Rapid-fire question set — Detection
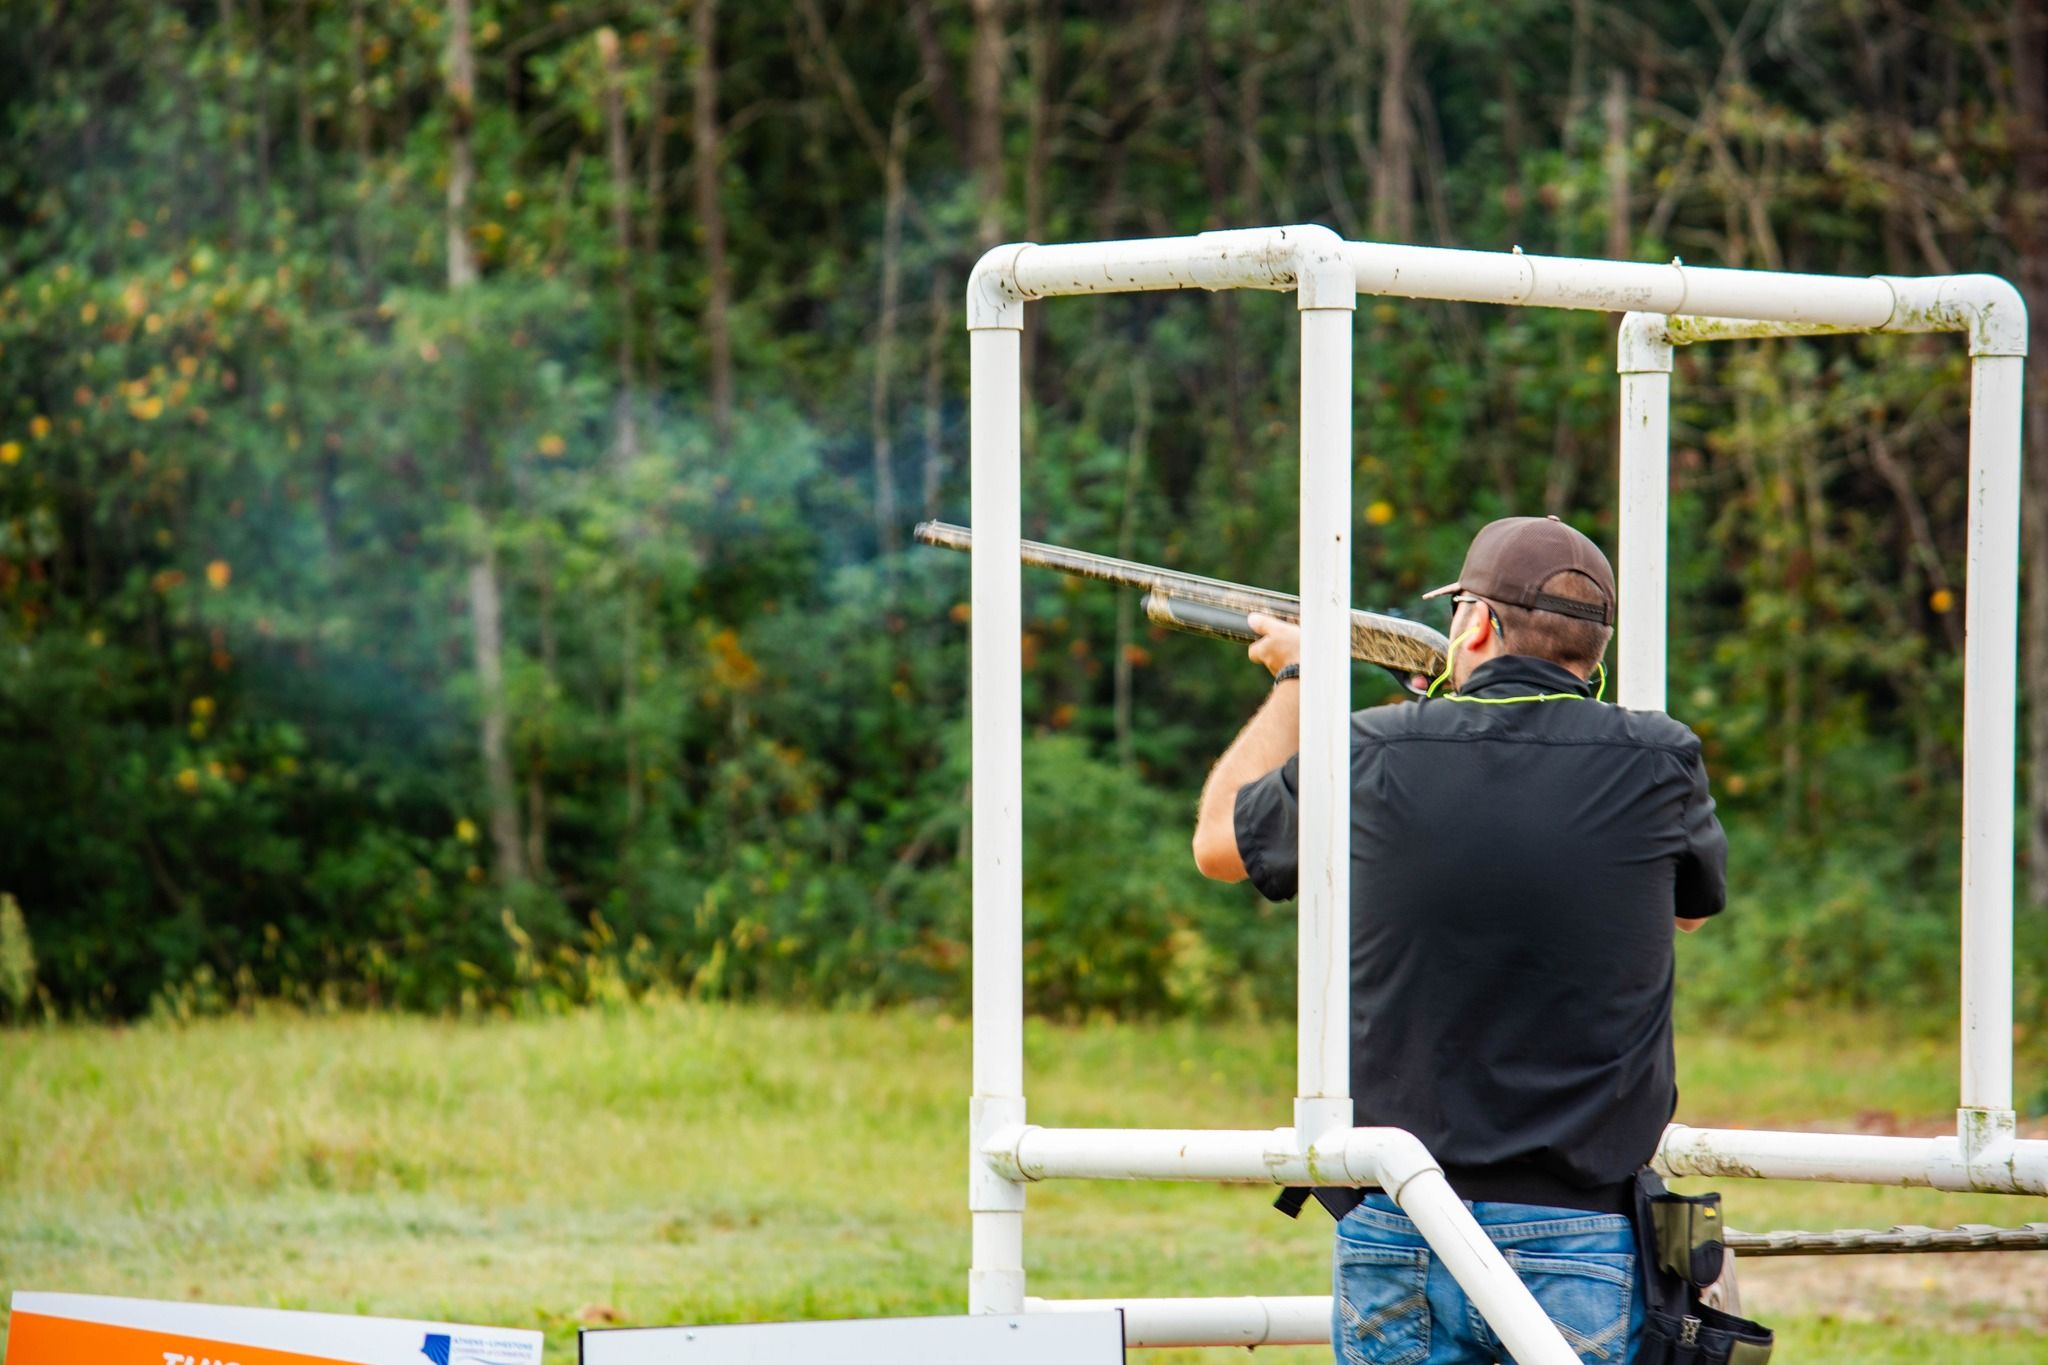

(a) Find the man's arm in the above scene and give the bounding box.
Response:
[1673,745,1728,934]
[1192,614,1302,882]
[1192,682,1300,881]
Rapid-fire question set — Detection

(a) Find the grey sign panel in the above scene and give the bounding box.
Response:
[581,1311,1123,1365]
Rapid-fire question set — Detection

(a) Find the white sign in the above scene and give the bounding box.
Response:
[581,1311,1123,1365]
[5,1292,543,1365]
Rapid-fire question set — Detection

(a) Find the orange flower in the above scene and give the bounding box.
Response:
[206,560,231,590]
[1930,588,1955,614]
[1366,500,1396,526]
[0,442,20,465]
[536,432,566,458]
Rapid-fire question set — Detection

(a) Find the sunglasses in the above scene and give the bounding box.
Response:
[1448,593,1503,638]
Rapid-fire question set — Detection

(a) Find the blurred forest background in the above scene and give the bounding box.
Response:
[2,0,2046,1033]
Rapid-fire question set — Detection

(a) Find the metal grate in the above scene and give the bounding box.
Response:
[1727,1223,2048,1256]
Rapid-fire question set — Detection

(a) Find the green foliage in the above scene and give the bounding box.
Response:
[0,0,2041,1024]
[0,895,34,1019]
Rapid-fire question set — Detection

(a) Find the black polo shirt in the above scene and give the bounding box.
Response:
[1234,655,1727,1209]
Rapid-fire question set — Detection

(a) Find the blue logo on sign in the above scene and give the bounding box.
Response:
[421,1335,453,1365]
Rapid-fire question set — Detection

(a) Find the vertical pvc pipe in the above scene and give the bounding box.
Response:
[1295,299,1355,1140]
[1616,315,1674,712]
[968,317,1027,1314]
[1959,353,2023,1116]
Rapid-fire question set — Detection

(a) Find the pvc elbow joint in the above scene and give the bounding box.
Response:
[1878,274,2029,357]
[966,242,1035,331]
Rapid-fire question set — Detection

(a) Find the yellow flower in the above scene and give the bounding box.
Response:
[1930,588,1955,614]
[129,394,164,421]
[29,416,50,439]
[190,696,215,720]
[175,768,201,794]
[0,442,19,465]
[1366,499,1397,526]
[79,302,98,323]
[456,818,479,844]
[536,432,566,458]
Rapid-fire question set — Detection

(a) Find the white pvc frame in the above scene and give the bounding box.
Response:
[963,228,2038,1352]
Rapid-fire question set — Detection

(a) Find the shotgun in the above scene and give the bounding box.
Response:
[913,520,1448,691]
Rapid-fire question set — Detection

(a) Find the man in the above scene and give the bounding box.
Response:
[1191,515,1726,1365]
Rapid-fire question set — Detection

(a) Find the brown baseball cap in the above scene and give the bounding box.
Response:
[1421,515,1615,626]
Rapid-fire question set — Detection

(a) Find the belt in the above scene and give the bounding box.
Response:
[1277,1162,1634,1221]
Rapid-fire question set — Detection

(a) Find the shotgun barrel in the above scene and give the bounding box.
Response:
[913,520,1448,686]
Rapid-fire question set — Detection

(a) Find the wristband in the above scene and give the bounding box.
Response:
[1272,663,1301,686]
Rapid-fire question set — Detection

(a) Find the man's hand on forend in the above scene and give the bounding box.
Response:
[1246,613,1302,677]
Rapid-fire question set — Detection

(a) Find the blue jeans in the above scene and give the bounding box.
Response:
[1332,1194,1643,1365]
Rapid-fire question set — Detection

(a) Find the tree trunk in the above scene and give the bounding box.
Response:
[1237,0,1266,221]
[1113,365,1151,767]
[598,28,639,463]
[599,25,646,831]
[1371,0,1413,242]
[922,270,948,520]
[349,0,371,165]
[215,0,244,247]
[907,0,969,160]
[642,31,669,340]
[1024,0,1054,244]
[872,103,911,560]
[693,0,733,451]
[447,0,524,887]
[1021,0,1056,391]
[1603,70,1630,259]
[2012,0,2048,908]
[293,0,315,191]
[969,0,1005,244]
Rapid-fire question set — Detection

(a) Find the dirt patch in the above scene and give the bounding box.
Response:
[1736,1253,2048,1332]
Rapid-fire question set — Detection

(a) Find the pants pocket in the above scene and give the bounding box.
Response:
[1331,1241,1430,1365]
[1502,1249,1634,1364]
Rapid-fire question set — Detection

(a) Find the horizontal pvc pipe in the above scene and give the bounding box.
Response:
[975,231,2027,346]
[1004,1127,1575,1365]
[1663,275,2029,355]
[1658,1126,2048,1195]
[1028,1296,1331,1349]
[1003,1127,1311,1183]
[999,1123,2048,1195]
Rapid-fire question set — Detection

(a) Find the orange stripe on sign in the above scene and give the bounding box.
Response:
[5,1311,357,1365]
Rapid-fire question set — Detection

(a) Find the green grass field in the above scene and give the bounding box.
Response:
[2,1004,2043,1362]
